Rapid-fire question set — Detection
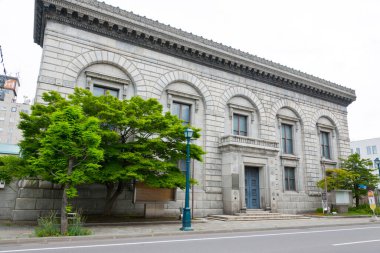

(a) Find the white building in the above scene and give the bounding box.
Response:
[0,75,31,145]
[0,0,357,221]
[350,138,380,185]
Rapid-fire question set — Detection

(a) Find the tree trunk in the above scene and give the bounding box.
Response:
[355,194,360,207]
[61,158,74,235]
[354,185,359,207]
[60,184,69,235]
[104,181,125,216]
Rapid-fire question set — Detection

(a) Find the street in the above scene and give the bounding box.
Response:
[1,224,380,253]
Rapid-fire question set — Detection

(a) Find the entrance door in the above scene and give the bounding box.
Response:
[245,167,260,209]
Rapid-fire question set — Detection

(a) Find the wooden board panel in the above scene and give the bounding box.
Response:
[134,182,176,203]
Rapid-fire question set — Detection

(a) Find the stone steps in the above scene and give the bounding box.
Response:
[208,209,309,221]
[208,215,309,221]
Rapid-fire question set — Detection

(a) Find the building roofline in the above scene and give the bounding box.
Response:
[33,0,356,106]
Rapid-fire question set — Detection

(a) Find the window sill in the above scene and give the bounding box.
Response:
[321,159,337,165]
[280,154,300,161]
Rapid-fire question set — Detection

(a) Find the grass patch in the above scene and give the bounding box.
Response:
[314,204,380,216]
[35,211,91,237]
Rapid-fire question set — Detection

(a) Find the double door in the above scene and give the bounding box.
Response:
[245,167,260,209]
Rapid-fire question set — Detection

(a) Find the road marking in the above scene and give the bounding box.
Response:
[1,226,380,252]
[333,239,380,246]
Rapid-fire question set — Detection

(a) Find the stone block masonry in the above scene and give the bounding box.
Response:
[2,0,356,221]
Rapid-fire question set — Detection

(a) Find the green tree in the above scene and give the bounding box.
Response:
[69,88,205,215]
[317,153,380,206]
[18,103,103,234]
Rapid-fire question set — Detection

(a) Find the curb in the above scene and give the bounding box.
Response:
[1,219,379,245]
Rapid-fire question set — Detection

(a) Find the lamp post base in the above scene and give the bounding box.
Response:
[180,227,194,231]
[180,207,192,231]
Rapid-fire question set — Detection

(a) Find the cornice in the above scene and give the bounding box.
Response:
[34,0,356,106]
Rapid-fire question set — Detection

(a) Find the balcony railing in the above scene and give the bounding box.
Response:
[219,135,279,150]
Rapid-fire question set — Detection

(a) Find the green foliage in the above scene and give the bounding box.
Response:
[316,168,357,191]
[34,211,60,237]
[317,153,380,206]
[348,204,380,215]
[316,207,323,213]
[69,88,205,190]
[35,211,91,237]
[67,213,91,236]
[16,87,205,216]
[0,156,28,184]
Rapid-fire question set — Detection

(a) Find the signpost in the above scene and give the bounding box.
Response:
[368,190,378,221]
[322,192,328,214]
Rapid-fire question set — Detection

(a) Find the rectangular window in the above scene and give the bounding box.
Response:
[93,85,119,98]
[284,167,296,191]
[356,148,360,155]
[321,131,331,159]
[281,124,293,154]
[233,114,248,136]
[367,146,372,155]
[178,160,187,174]
[372,146,377,155]
[11,107,17,112]
[172,102,191,125]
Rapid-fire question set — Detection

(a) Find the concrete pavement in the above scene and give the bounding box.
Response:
[0,216,379,245]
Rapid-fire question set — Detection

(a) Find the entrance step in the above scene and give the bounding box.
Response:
[208,210,309,221]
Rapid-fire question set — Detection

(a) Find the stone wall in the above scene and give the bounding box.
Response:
[27,19,352,218]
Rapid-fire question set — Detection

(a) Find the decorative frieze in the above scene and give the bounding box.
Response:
[34,0,356,106]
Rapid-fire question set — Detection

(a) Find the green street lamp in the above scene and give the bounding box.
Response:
[181,128,193,231]
[375,158,380,176]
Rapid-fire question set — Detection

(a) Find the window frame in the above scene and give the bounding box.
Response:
[233,113,248,136]
[321,131,331,160]
[284,167,296,191]
[372,146,377,155]
[367,146,372,155]
[281,123,294,155]
[85,71,130,100]
[317,122,336,161]
[172,101,191,125]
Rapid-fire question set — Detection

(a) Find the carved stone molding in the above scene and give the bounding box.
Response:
[34,0,356,106]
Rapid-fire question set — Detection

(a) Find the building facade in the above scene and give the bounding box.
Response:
[0,0,357,221]
[350,138,380,188]
[0,75,31,145]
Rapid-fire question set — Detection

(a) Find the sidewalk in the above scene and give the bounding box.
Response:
[0,217,379,245]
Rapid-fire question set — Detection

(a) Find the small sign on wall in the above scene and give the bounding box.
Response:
[0,181,5,189]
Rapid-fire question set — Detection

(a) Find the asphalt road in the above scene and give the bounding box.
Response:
[1,224,380,253]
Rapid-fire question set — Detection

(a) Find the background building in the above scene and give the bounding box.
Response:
[0,0,356,221]
[0,75,30,145]
[350,138,380,188]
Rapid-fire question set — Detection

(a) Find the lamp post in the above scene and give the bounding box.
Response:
[375,158,380,175]
[181,128,193,231]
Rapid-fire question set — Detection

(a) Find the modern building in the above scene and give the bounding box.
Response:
[350,138,380,185]
[0,0,357,221]
[0,75,30,145]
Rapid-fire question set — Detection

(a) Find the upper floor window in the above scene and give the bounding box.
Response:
[93,85,119,98]
[11,107,17,112]
[172,102,191,125]
[233,114,247,136]
[321,131,331,159]
[356,148,360,155]
[281,124,293,154]
[284,167,296,191]
[372,146,377,155]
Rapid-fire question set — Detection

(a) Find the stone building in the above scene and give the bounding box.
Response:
[0,0,356,221]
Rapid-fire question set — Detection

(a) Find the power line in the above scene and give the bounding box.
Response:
[0,45,7,77]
